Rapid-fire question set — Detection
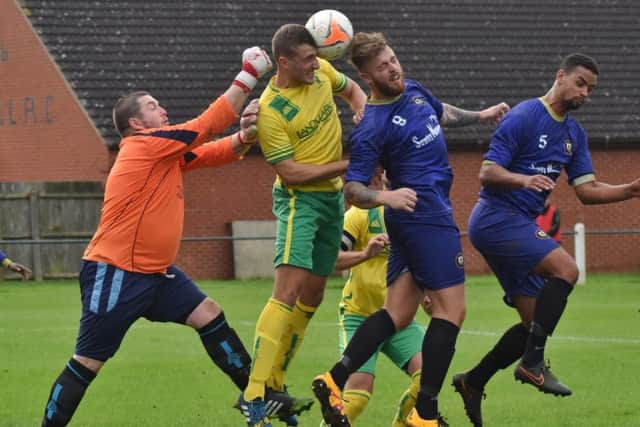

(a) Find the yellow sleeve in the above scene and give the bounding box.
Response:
[257,103,294,164]
[318,58,347,93]
[342,207,366,251]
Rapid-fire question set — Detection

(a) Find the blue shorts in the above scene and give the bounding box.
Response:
[75,261,206,361]
[386,214,465,290]
[468,200,560,306]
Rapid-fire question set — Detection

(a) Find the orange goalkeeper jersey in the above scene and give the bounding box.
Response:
[84,96,239,274]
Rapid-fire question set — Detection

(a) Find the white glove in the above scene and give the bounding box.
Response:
[237,99,260,144]
[234,47,273,93]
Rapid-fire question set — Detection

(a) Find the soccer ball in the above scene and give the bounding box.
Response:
[305,9,353,61]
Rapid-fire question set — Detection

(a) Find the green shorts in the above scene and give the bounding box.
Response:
[272,185,344,277]
[338,313,424,375]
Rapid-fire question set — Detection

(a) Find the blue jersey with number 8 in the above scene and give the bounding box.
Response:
[346,80,453,220]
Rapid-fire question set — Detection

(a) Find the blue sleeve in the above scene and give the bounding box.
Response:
[0,250,6,262]
[418,84,444,121]
[565,124,594,183]
[484,110,527,167]
[345,121,382,185]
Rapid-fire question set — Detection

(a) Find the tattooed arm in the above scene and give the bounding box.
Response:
[440,104,481,127]
[344,181,380,208]
[344,181,417,212]
[440,102,510,127]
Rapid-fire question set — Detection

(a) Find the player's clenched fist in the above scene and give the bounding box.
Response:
[243,47,273,77]
[381,187,418,213]
[479,102,510,125]
[238,99,260,144]
[234,47,273,93]
[363,233,389,259]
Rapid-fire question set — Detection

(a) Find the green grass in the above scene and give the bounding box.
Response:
[1,273,639,426]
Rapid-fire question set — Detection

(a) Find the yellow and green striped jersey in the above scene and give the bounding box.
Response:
[258,58,347,192]
[339,205,389,317]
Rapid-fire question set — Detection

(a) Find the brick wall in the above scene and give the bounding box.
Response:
[176,156,275,279]
[0,0,106,181]
[177,150,640,279]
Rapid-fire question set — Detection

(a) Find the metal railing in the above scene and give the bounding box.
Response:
[2,226,639,281]
[0,236,277,245]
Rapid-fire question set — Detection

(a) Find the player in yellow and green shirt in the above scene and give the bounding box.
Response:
[239,23,366,427]
[321,167,426,427]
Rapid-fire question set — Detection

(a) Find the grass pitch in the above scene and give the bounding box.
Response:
[1,273,639,426]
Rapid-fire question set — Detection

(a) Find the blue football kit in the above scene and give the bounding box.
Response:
[346,80,465,290]
[469,97,595,304]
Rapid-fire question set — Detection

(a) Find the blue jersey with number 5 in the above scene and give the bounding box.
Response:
[479,98,594,218]
[346,80,453,220]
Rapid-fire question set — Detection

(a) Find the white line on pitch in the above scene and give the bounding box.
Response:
[2,321,639,345]
[458,328,640,344]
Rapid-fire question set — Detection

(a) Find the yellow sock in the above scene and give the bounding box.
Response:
[392,369,421,427]
[343,389,371,424]
[244,298,293,400]
[267,300,316,391]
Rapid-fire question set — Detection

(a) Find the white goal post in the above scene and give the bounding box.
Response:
[574,222,586,285]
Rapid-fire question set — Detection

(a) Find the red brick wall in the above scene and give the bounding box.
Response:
[177,149,640,279]
[0,0,106,181]
[176,156,275,279]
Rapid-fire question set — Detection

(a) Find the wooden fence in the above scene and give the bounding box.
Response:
[0,182,102,280]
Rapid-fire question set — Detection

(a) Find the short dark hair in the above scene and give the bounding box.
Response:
[349,32,389,71]
[271,24,316,60]
[112,91,149,137]
[560,53,599,76]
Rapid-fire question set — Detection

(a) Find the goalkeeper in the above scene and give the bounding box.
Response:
[39,46,305,427]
